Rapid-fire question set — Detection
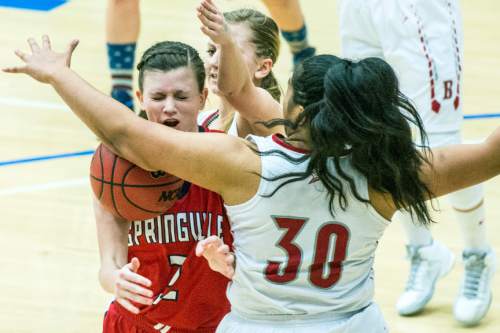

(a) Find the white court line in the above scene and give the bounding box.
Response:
[0,96,68,111]
[0,177,88,196]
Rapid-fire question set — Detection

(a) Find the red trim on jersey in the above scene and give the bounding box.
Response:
[272,134,310,154]
[199,125,224,134]
[200,110,219,129]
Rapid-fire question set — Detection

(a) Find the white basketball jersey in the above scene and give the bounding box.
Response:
[339,0,464,133]
[225,135,390,318]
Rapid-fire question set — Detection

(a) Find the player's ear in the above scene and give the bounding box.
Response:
[136,90,144,108]
[199,87,208,110]
[254,58,273,81]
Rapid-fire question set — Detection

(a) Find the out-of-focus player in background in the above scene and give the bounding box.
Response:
[105,0,314,112]
[338,0,496,325]
[260,0,315,66]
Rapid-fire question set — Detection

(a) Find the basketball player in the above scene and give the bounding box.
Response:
[98,7,286,328]
[197,2,284,137]
[96,40,233,332]
[5,36,500,332]
[105,0,313,111]
[337,0,495,325]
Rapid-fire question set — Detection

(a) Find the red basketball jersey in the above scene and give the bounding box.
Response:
[104,182,232,333]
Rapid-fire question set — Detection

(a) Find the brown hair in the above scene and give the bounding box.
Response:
[224,9,281,102]
[137,41,206,93]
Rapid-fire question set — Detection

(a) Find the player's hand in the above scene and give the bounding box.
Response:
[196,235,235,279]
[114,257,154,314]
[2,35,79,84]
[197,0,232,46]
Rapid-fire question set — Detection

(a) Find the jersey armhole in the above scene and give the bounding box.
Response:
[224,136,267,211]
[343,158,391,226]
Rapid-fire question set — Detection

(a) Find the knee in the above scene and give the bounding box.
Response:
[108,0,139,8]
[448,184,484,211]
[262,0,290,7]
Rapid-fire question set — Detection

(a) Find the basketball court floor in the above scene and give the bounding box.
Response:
[0,0,498,332]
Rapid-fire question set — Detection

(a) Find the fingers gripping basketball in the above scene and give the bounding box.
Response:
[90,144,184,221]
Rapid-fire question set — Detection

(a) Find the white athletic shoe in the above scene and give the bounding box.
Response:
[453,248,496,326]
[396,240,455,316]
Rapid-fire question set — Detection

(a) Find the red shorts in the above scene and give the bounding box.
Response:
[103,302,218,333]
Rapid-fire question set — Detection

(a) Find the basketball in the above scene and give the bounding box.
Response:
[90,143,184,221]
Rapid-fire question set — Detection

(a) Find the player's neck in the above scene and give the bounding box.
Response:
[286,128,311,151]
[218,99,236,118]
[216,99,237,132]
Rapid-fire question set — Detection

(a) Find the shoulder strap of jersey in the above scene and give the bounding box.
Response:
[200,110,219,129]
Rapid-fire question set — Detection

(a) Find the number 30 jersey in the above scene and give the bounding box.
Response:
[225,134,390,317]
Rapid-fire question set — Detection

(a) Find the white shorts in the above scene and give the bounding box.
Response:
[216,303,388,333]
[339,0,464,133]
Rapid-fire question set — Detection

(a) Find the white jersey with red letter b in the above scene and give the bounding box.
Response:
[339,0,464,134]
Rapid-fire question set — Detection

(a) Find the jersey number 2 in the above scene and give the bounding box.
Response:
[153,255,186,304]
[264,217,349,289]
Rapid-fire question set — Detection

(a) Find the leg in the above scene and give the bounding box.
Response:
[447,161,495,326]
[338,0,384,60]
[260,0,315,66]
[106,0,140,110]
[341,0,495,324]
[380,0,494,323]
[395,210,454,316]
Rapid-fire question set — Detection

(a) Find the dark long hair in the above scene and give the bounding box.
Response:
[262,55,434,225]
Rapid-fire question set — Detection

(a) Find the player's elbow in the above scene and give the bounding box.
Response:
[218,73,251,99]
[217,81,245,98]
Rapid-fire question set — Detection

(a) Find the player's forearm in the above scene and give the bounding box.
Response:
[48,67,161,170]
[485,126,500,174]
[218,40,252,98]
[49,67,134,150]
[218,42,283,127]
[94,199,130,294]
[421,131,500,199]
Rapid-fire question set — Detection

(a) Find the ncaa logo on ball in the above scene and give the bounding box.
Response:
[150,170,168,179]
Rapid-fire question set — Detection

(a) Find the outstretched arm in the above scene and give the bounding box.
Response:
[3,36,260,204]
[197,0,283,136]
[94,199,153,314]
[421,128,500,198]
[371,128,500,220]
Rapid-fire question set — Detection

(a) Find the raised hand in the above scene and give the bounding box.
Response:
[196,235,235,279]
[113,257,154,314]
[2,35,79,83]
[196,0,232,46]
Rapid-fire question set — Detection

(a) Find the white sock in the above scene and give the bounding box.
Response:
[448,184,489,252]
[394,210,433,247]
